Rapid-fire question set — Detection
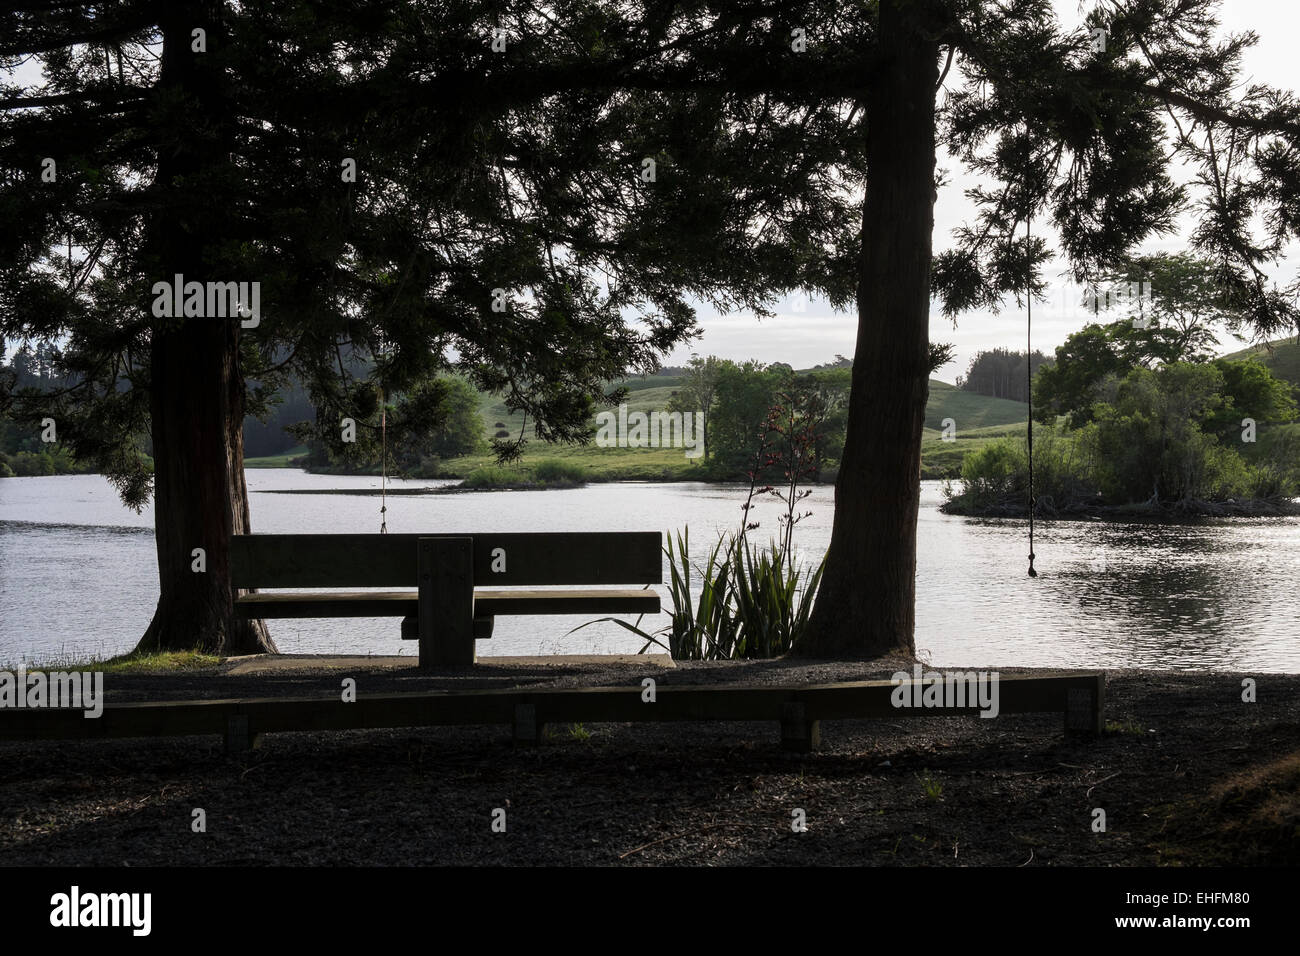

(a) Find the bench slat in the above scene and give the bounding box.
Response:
[235,589,661,619]
[230,532,662,588]
[476,589,661,616]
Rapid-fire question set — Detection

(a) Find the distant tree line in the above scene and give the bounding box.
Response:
[0,343,484,477]
[956,348,1051,403]
[0,344,92,476]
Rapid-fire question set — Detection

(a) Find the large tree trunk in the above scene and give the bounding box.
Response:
[137,320,275,656]
[135,2,275,656]
[797,0,939,658]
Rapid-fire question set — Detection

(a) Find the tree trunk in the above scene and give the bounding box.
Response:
[797,0,939,658]
[137,320,275,656]
[134,2,275,656]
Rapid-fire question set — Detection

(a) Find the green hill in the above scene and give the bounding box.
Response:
[450,375,1027,481]
[924,380,1029,430]
[1221,338,1300,388]
[477,382,682,444]
[245,370,1030,480]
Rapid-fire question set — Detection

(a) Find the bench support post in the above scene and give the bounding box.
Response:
[780,702,820,753]
[403,615,493,643]
[512,703,542,746]
[224,715,261,753]
[1065,674,1105,735]
[419,537,476,669]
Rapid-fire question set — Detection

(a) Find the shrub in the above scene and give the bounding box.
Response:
[729,535,824,658]
[9,450,56,476]
[1244,426,1300,498]
[460,464,524,488]
[958,439,1023,504]
[949,425,1095,511]
[531,459,587,484]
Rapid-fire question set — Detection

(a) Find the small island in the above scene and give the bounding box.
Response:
[942,315,1300,521]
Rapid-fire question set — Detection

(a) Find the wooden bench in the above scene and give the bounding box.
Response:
[229,532,662,668]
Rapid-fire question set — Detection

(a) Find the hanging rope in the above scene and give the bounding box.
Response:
[1026,214,1037,578]
[379,385,388,534]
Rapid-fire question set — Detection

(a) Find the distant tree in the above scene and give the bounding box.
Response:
[242,381,315,459]
[1033,326,1129,427]
[803,367,852,472]
[1205,357,1298,438]
[1035,318,1230,428]
[667,355,724,460]
[294,376,486,472]
[415,376,486,462]
[1088,362,1235,504]
[709,360,782,470]
[1093,253,1233,359]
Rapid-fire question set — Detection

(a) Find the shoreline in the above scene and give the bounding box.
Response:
[940,495,1300,522]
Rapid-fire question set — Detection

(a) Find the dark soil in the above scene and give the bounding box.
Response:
[2,658,1297,866]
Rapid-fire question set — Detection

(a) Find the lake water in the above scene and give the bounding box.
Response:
[1,471,1298,671]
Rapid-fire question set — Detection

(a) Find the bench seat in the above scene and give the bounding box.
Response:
[230,531,663,667]
[235,588,661,619]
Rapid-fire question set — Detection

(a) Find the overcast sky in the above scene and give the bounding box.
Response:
[665,0,1300,383]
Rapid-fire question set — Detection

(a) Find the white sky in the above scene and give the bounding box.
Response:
[667,0,1300,383]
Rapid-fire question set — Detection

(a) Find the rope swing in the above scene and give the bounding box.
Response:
[378,385,388,534]
[1026,213,1037,578]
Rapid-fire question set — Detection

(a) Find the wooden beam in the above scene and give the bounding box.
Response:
[402,616,495,641]
[0,673,1105,750]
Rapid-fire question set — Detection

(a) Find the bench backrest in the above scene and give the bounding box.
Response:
[230,532,662,588]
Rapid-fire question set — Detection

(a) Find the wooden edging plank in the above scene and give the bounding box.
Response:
[0,673,1104,743]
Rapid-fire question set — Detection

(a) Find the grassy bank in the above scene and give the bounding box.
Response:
[12,649,222,674]
[244,444,309,468]
[459,459,594,489]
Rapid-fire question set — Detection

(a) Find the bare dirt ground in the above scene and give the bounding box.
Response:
[1,657,1297,866]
